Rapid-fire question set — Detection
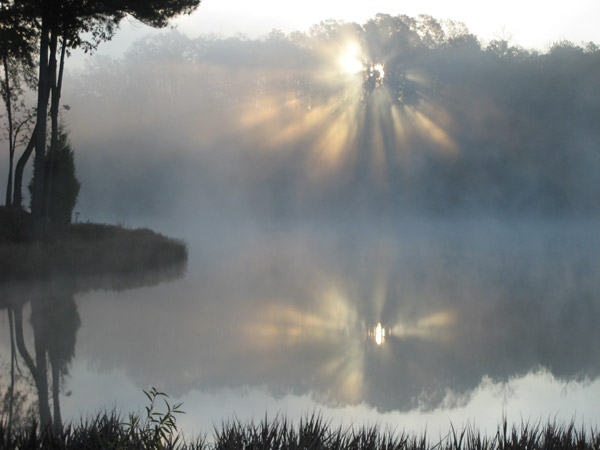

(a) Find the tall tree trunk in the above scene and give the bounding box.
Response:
[50,356,62,430]
[12,304,37,380]
[3,55,14,207]
[32,314,52,429]
[13,125,36,209]
[13,303,52,428]
[7,306,16,437]
[31,20,52,234]
[45,38,66,227]
[7,144,14,208]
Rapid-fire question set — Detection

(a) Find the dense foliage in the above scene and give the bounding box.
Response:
[28,130,80,229]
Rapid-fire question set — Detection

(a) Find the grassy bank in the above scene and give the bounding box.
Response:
[0,207,187,282]
[0,413,598,450]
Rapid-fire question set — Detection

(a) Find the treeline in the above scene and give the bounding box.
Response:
[67,14,600,220]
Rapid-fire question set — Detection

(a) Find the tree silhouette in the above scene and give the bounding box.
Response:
[1,0,202,235]
[0,1,36,208]
[28,128,80,229]
[11,287,80,430]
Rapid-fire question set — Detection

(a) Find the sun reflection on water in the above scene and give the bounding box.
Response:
[390,311,456,341]
[366,323,393,345]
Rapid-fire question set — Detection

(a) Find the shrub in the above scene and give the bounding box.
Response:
[29,129,81,230]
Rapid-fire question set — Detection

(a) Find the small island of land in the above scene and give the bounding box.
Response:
[0,206,187,283]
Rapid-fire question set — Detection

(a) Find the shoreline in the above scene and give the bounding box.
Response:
[0,207,187,283]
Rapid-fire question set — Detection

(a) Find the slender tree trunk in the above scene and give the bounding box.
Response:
[50,356,62,430]
[7,146,14,207]
[8,306,16,437]
[31,20,52,234]
[32,319,52,429]
[45,38,66,227]
[12,304,37,380]
[13,125,36,209]
[3,55,14,207]
[13,303,52,428]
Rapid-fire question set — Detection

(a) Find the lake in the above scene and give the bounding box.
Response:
[2,217,599,438]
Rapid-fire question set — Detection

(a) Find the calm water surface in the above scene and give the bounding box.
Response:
[2,218,600,437]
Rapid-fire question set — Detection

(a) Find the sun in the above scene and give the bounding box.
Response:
[371,63,384,79]
[339,43,364,74]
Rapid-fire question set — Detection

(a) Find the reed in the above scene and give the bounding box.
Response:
[0,413,598,450]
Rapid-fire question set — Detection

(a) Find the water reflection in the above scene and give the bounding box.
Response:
[0,262,186,429]
[1,283,80,428]
[368,323,389,345]
[2,221,600,428]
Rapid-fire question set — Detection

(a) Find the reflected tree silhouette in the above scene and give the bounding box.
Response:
[32,292,80,428]
[9,287,79,429]
[1,254,186,430]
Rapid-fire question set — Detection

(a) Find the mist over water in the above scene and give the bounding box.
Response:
[2,14,600,438]
[72,219,600,397]
[13,218,597,436]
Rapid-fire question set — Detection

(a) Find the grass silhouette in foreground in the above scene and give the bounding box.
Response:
[0,412,598,450]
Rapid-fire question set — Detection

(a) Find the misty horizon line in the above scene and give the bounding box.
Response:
[75,12,599,66]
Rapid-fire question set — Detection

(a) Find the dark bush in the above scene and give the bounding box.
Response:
[29,129,81,230]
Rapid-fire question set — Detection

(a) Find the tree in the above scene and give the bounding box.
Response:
[0,1,36,207]
[30,291,80,430]
[10,287,80,430]
[1,0,203,236]
[1,59,35,207]
[29,128,80,229]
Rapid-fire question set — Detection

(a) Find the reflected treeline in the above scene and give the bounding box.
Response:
[65,14,600,223]
[0,259,187,430]
[72,222,600,412]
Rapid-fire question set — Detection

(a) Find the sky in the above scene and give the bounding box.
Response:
[89,0,600,60]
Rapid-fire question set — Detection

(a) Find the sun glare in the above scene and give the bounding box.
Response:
[372,63,384,79]
[370,323,387,345]
[235,35,457,186]
[375,323,385,345]
[339,44,364,74]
